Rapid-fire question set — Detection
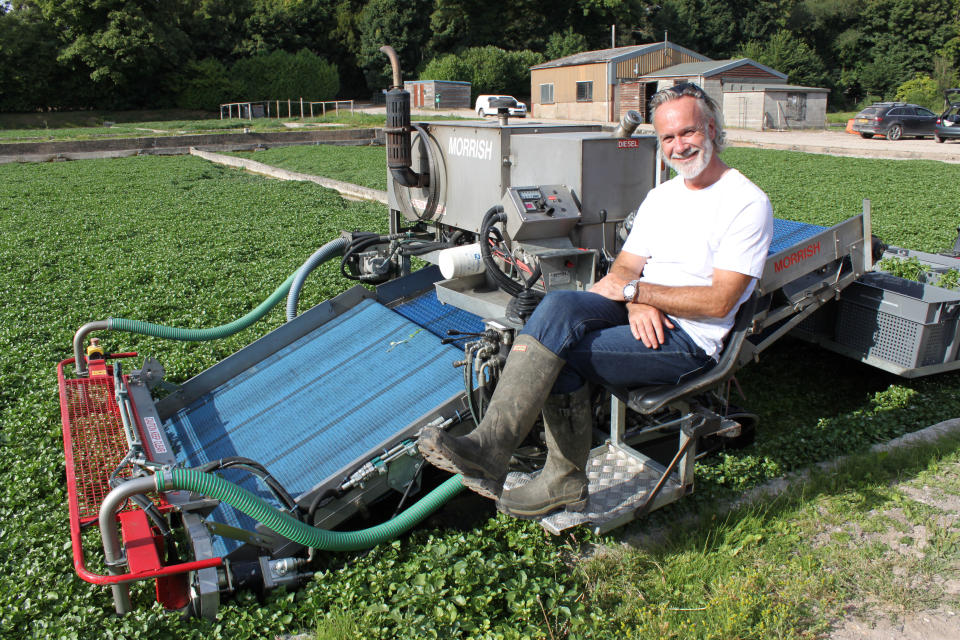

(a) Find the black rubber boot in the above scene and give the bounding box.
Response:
[498,385,593,517]
[417,334,564,500]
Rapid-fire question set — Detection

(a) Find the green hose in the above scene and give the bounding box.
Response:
[158,468,464,551]
[108,273,297,340]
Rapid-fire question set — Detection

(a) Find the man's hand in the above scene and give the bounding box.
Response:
[627,303,675,348]
[589,251,648,301]
[589,273,629,300]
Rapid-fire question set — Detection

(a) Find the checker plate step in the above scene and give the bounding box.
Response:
[502,443,683,535]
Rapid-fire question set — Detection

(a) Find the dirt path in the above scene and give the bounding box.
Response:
[826,459,960,639]
[720,127,960,164]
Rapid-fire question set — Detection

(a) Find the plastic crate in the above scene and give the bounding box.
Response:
[835,272,960,369]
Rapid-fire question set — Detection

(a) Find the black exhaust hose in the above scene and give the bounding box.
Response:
[385,88,427,188]
[380,45,428,189]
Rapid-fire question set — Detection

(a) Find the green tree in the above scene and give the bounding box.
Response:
[653,0,741,58]
[31,0,193,107]
[545,27,590,60]
[737,30,829,88]
[429,0,652,57]
[232,49,339,102]
[357,0,433,91]
[237,0,333,55]
[895,74,940,110]
[180,0,253,62]
[0,3,65,110]
[421,46,545,102]
[860,0,955,99]
[173,58,237,111]
[932,55,959,99]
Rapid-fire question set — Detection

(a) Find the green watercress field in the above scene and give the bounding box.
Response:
[0,147,959,639]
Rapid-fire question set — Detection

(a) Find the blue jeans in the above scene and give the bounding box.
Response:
[520,290,715,395]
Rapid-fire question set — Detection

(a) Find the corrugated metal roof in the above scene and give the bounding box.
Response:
[724,83,830,93]
[642,59,787,80]
[405,80,471,86]
[531,42,708,70]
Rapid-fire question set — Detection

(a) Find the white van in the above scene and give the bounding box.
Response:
[475,95,527,117]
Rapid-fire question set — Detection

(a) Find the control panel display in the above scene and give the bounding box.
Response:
[502,184,581,241]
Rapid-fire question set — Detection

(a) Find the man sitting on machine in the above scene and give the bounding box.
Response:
[418,82,774,518]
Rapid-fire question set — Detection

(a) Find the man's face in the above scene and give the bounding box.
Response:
[653,96,715,180]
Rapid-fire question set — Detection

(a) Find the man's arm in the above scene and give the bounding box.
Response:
[592,250,753,320]
[631,268,754,320]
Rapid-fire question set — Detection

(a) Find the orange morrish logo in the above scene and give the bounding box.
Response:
[774,241,821,273]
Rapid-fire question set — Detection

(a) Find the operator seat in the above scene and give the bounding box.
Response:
[622,292,758,415]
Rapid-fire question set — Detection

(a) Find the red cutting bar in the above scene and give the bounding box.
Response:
[58,356,223,586]
[59,355,138,521]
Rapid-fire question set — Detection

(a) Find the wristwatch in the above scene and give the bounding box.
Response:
[622,279,641,303]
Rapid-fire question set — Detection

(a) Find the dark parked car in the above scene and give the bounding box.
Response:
[852,102,938,140]
[934,89,960,143]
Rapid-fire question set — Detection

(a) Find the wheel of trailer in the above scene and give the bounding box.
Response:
[936,133,945,143]
[860,133,874,139]
[477,108,485,117]
[888,124,903,141]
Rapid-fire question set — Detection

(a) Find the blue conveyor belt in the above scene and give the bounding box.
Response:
[163,294,475,557]
[393,288,486,341]
[770,218,825,255]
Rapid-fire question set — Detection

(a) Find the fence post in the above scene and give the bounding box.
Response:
[300,97,304,119]
[288,99,291,118]
[277,100,280,119]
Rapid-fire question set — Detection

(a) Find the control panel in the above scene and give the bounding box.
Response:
[503,184,581,241]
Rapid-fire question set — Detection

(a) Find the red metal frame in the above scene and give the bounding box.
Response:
[58,355,222,586]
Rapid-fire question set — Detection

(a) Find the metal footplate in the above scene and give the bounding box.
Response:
[502,442,687,535]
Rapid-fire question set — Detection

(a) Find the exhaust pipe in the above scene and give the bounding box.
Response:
[380,45,428,188]
[613,110,642,138]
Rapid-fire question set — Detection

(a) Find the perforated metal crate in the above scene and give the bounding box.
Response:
[835,272,960,369]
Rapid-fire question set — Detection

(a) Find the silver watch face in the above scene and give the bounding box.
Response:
[622,282,635,302]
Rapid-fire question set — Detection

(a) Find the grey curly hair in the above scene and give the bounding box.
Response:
[648,82,726,152]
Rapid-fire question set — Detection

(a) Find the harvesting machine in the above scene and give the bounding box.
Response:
[57,47,960,617]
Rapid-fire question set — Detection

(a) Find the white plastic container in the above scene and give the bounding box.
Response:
[438,243,486,279]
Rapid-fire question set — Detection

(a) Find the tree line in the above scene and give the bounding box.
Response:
[1,0,958,113]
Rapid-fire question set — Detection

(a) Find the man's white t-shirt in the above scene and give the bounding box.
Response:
[621,169,773,359]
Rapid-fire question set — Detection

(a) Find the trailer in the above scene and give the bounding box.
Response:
[57,47,960,617]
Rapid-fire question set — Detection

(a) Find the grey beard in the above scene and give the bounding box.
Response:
[665,137,713,179]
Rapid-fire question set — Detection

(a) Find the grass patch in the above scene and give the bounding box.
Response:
[0,108,218,129]
[0,109,466,143]
[1,147,960,637]
[229,145,388,191]
[826,111,858,124]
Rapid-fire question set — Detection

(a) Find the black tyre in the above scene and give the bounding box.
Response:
[860,133,874,139]
[936,133,945,143]
[888,124,903,141]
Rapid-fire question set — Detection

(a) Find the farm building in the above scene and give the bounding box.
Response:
[403,80,471,109]
[721,83,829,130]
[530,44,829,130]
[530,41,708,123]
